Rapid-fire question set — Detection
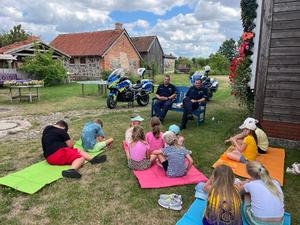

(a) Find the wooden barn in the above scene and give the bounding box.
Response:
[253,0,300,147]
[131,36,164,74]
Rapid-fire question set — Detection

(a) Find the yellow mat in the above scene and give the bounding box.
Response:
[212,147,285,186]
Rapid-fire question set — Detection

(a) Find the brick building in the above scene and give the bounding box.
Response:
[50,23,142,80]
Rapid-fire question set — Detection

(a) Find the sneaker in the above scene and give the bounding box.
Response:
[286,167,297,175]
[159,194,182,204]
[292,162,300,169]
[292,164,300,174]
[62,169,81,179]
[90,155,107,164]
[158,197,182,211]
[188,150,192,155]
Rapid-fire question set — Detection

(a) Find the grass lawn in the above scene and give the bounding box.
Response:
[0,74,299,225]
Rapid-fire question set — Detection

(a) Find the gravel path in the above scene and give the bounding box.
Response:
[0,106,149,140]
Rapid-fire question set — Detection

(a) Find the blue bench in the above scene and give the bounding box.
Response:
[151,86,206,126]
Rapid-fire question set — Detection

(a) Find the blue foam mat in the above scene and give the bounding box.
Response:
[176,199,291,225]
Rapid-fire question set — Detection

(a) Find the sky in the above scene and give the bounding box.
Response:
[0,0,242,57]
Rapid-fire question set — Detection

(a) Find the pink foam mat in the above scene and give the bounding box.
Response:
[123,141,208,188]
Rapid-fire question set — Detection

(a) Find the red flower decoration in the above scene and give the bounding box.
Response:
[242,32,254,41]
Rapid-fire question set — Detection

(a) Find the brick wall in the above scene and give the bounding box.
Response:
[103,34,140,73]
[261,120,300,141]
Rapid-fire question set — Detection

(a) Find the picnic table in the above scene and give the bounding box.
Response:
[9,85,43,103]
[77,80,107,96]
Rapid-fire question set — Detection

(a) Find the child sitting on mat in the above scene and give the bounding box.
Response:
[146,117,165,152]
[153,131,193,178]
[226,121,258,163]
[125,114,144,144]
[42,120,107,179]
[81,119,113,152]
[126,125,156,170]
[225,117,269,154]
[168,124,185,146]
[202,165,242,225]
[241,161,284,225]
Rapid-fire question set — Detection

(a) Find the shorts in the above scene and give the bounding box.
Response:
[240,155,247,163]
[87,141,106,153]
[46,147,82,165]
[243,201,284,225]
[128,158,151,171]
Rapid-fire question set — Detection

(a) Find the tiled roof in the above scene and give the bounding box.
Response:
[50,30,124,57]
[131,36,156,53]
[0,36,40,54]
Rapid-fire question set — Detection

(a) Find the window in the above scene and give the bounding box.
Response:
[80,57,86,64]
[70,58,75,64]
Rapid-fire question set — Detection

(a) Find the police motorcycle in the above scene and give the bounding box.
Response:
[189,66,219,100]
[106,68,153,109]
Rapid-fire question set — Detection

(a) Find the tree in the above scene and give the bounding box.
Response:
[217,38,238,61]
[208,53,230,75]
[20,46,67,86]
[0,24,31,47]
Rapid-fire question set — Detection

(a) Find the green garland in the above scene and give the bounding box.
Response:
[229,0,258,112]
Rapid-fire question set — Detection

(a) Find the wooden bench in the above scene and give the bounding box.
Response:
[151,86,206,125]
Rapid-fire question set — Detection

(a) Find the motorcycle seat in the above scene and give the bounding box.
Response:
[118,77,129,83]
[132,83,143,89]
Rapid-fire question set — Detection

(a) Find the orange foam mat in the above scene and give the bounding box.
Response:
[212,147,285,186]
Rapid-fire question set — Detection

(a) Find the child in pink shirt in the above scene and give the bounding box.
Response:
[146,117,165,152]
[127,125,156,170]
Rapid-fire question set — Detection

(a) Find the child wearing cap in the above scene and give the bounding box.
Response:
[152,131,193,177]
[226,121,258,163]
[225,117,269,154]
[125,114,144,144]
[168,124,185,146]
[145,117,165,152]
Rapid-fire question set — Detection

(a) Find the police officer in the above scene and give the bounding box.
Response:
[153,74,176,122]
[180,79,208,129]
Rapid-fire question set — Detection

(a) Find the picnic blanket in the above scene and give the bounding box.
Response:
[0,141,104,194]
[176,198,291,225]
[212,147,285,186]
[122,141,208,188]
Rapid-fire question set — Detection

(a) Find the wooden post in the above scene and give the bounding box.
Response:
[81,84,85,97]
[29,87,32,102]
[18,88,21,102]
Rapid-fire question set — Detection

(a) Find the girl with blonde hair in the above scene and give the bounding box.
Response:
[126,125,156,170]
[202,165,242,225]
[242,161,284,225]
[146,117,165,152]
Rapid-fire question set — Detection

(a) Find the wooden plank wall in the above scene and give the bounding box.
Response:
[263,0,300,124]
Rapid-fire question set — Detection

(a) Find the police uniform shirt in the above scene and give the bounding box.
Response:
[156,83,176,97]
[186,86,208,101]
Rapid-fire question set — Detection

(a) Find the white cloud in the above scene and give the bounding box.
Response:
[125,19,150,32]
[0,0,242,57]
[194,0,240,21]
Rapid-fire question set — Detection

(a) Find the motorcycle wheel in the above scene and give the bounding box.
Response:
[137,93,149,106]
[107,95,117,109]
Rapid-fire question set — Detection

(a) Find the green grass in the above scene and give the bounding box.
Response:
[0,74,299,225]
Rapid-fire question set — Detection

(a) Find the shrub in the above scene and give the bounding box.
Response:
[20,48,66,86]
[101,70,112,80]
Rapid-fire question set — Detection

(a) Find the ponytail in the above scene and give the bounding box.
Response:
[150,117,161,139]
[246,161,283,202]
[152,125,160,138]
